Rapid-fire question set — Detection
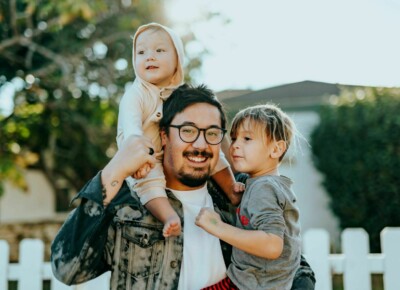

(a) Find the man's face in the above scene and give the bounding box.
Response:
[161,103,222,190]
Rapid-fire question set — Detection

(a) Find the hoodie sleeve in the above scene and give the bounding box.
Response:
[212,148,230,174]
[116,82,144,148]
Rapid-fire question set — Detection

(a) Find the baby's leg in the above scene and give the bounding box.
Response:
[145,197,181,237]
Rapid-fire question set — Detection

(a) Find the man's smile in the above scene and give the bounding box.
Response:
[183,150,213,164]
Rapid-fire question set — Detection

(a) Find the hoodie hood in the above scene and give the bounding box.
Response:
[132,22,184,89]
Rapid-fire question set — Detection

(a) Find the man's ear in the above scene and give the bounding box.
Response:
[160,129,167,146]
[271,140,287,159]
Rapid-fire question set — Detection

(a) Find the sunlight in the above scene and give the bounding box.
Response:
[165,0,206,24]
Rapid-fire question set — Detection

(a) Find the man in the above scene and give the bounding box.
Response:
[51,84,315,289]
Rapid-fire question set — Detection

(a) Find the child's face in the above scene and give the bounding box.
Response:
[229,120,279,177]
[135,29,178,88]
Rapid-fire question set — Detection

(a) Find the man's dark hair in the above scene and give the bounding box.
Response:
[160,84,226,133]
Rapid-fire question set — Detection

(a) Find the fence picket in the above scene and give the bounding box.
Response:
[75,272,110,290]
[342,228,371,290]
[0,241,9,290]
[19,239,44,290]
[381,228,400,290]
[303,228,331,290]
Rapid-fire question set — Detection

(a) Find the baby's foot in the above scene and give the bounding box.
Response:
[163,216,182,237]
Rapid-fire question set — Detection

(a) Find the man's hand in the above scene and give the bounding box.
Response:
[101,135,156,205]
[195,207,224,237]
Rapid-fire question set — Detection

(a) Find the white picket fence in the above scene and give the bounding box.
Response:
[1,227,399,290]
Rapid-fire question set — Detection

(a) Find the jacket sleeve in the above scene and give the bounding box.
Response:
[50,171,133,285]
[291,255,316,290]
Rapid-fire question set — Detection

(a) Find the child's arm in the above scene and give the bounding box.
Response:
[195,207,283,259]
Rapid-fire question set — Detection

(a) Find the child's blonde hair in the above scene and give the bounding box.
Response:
[230,104,295,161]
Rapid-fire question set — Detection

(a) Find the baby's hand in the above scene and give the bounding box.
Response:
[230,181,245,205]
[132,163,152,179]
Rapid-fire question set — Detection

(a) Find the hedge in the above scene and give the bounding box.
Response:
[311,87,400,251]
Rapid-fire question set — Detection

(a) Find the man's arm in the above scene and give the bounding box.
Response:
[51,173,113,284]
[51,135,156,284]
[102,135,156,205]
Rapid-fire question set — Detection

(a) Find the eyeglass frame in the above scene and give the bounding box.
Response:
[169,124,227,145]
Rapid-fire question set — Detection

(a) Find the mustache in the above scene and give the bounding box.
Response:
[183,150,213,158]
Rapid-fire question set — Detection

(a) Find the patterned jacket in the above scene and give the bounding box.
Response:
[51,172,315,290]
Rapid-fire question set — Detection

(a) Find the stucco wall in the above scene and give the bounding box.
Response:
[280,111,340,247]
[0,169,55,223]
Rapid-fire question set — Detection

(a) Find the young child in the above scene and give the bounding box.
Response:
[117,23,243,237]
[196,104,301,290]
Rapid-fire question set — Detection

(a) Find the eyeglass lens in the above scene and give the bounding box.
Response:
[179,125,224,144]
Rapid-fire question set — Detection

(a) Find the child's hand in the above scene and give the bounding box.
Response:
[195,207,223,236]
[230,181,245,206]
[132,163,152,179]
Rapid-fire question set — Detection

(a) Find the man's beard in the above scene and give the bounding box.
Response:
[177,168,211,187]
[178,150,213,187]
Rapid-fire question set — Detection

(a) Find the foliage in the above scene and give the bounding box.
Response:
[310,87,400,251]
[0,0,204,209]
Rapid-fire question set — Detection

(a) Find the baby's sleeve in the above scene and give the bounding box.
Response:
[134,161,167,204]
[116,84,144,149]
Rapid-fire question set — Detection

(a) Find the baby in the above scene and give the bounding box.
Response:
[117,23,243,237]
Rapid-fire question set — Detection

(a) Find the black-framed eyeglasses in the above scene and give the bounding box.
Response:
[169,124,227,145]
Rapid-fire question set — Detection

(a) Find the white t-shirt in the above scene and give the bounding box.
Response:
[169,185,227,290]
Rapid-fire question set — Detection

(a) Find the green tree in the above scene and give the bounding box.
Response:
[0,0,204,209]
[310,87,400,251]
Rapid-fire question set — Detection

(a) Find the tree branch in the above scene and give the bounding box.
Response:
[10,0,18,36]
[19,39,72,75]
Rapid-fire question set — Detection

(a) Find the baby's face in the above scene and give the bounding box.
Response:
[135,29,178,88]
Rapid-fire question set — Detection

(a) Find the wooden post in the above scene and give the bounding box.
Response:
[381,227,400,290]
[0,241,9,290]
[19,239,44,290]
[342,228,371,290]
[304,228,331,290]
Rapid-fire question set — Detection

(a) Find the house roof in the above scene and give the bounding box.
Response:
[219,80,359,112]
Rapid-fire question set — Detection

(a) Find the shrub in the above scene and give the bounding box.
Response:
[311,87,400,252]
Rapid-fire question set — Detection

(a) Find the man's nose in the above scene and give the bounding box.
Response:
[192,132,208,149]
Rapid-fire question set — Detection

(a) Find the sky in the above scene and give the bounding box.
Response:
[165,0,400,92]
[2,0,400,116]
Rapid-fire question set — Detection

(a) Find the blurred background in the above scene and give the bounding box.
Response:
[0,0,399,288]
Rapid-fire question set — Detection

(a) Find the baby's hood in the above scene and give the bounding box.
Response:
[132,22,185,88]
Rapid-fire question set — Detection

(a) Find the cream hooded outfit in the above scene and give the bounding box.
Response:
[117,23,229,204]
